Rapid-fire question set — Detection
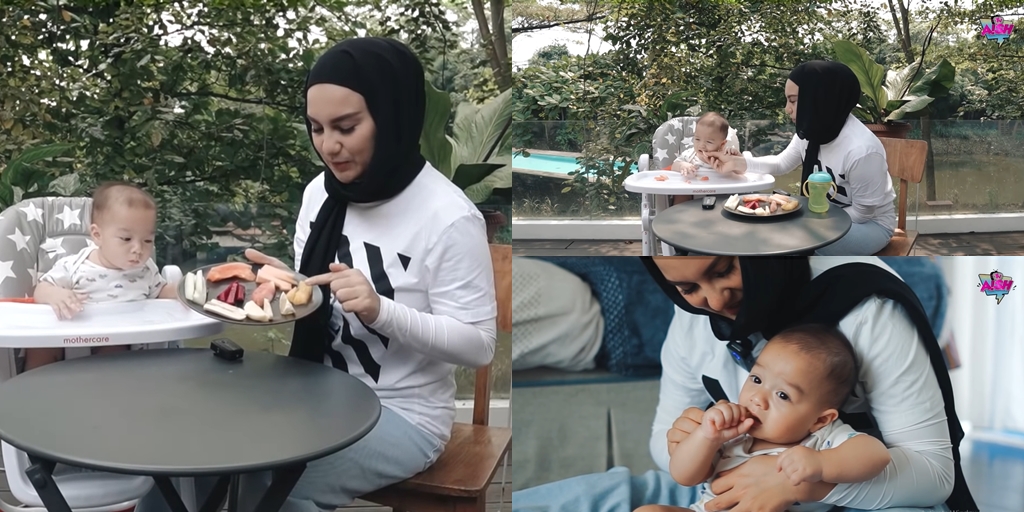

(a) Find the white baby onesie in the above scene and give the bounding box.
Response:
[40,246,166,303]
[690,419,863,512]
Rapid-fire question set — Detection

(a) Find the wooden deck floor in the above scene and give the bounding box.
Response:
[513,231,1024,256]
[0,457,512,511]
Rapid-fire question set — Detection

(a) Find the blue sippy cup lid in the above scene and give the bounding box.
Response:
[807,166,832,183]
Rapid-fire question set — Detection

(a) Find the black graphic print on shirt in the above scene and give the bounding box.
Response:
[324,234,406,383]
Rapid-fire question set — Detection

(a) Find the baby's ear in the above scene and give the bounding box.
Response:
[809,408,839,433]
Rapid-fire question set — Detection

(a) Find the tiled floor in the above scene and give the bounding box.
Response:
[513,231,1024,256]
[962,439,1024,512]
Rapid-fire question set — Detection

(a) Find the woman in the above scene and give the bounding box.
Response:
[511,256,976,512]
[139,37,496,511]
[706,61,897,256]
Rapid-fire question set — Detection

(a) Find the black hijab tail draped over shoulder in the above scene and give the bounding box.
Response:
[790,263,977,512]
[787,61,861,193]
[290,37,428,364]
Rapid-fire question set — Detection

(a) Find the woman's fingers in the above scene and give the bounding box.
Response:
[304,264,354,287]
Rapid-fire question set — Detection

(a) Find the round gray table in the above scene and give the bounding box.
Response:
[651,194,853,255]
[0,348,381,512]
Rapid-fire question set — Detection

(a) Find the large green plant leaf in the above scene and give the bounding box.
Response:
[421,81,456,178]
[462,161,511,204]
[451,162,505,192]
[833,40,887,122]
[908,58,956,99]
[884,61,922,102]
[1,143,75,187]
[451,88,512,166]
[886,96,935,121]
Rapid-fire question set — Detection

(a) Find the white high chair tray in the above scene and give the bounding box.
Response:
[0,300,223,348]
[623,170,775,195]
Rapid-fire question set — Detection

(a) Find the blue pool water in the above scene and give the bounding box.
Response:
[513,153,639,176]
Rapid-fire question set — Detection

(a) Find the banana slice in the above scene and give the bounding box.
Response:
[184,272,196,303]
[737,205,756,214]
[724,194,740,210]
[203,299,247,321]
[782,200,800,211]
[279,293,296,316]
[244,300,271,322]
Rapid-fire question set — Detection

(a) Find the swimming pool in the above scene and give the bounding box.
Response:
[513,152,639,176]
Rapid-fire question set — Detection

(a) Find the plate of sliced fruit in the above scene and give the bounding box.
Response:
[177,261,324,326]
[722,193,802,218]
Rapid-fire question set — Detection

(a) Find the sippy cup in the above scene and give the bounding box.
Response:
[801,166,838,213]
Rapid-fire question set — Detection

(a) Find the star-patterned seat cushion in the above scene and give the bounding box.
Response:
[0,196,100,299]
[650,116,742,171]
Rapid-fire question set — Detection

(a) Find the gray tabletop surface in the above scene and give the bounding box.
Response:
[0,349,381,476]
[652,194,853,255]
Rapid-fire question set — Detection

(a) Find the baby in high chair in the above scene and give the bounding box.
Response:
[26,182,179,370]
[668,112,741,205]
[636,324,891,512]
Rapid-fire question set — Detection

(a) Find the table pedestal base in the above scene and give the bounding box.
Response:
[26,456,306,512]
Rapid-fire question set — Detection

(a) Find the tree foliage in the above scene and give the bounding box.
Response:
[0,0,501,265]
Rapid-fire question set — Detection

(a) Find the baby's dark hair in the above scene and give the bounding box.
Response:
[696,112,730,139]
[768,323,859,410]
[91,182,156,222]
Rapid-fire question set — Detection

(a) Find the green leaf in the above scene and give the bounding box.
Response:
[420,81,454,177]
[908,59,956,99]
[451,88,512,166]
[451,162,505,191]
[832,40,887,122]
[2,143,74,187]
[48,173,82,196]
[463,163,511,204]
[886,96,935,121]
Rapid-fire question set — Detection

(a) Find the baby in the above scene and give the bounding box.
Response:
[26,182,179,370]
[670,112,738,177]
[636,324,891,512]
[669,112,740,205]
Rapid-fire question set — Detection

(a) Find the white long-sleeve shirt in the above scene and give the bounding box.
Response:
[294,164,497,445]
[650,257,954,509]
[743,115,897,233]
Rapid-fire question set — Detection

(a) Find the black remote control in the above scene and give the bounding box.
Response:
[211,338,244,361]
[702,196,717,210]
[773,189,791,196]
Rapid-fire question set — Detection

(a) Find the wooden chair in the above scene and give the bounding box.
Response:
[360,244,512,512]
[873,138,928,256]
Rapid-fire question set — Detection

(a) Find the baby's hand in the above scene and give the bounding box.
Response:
[725,146,741,156]
[776,445,824,485]
[700,402,754,442]
[46,288,88,320]
[672,160,698,177]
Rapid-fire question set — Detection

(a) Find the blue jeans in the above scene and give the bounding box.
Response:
[511,467,950,512]
[135,406,442,512]
[815,219,893,256]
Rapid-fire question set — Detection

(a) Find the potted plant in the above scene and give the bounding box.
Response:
[420,82,512,242]
[833,39,955,139]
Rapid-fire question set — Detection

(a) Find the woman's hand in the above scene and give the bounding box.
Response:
[704,150,748,175]
[667,406,707,454]
[305,263,381,324]
[707,455,834,512]
[244,248,290,271]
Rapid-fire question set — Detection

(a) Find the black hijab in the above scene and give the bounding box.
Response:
[640,257,811,367]
[787,61,861,192]
[290,37,427,364]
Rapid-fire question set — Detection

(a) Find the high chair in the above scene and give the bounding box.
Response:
[0,197,219,511]
[635,116,745,255]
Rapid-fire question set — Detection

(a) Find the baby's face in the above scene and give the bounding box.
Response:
[737,341,836,445]
[90,205,157,270]
[692,123,728,163]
